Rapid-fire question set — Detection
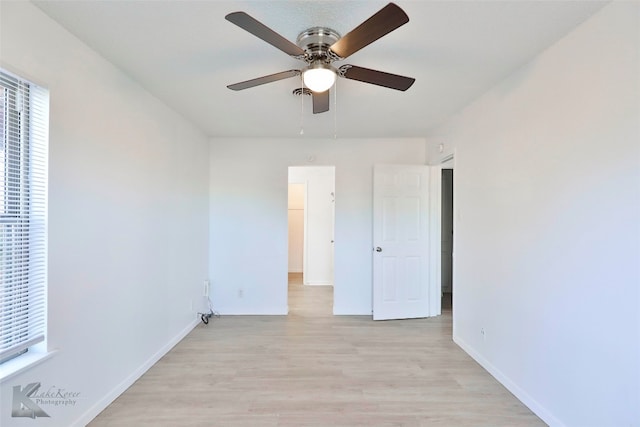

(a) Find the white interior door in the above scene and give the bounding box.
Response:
[373,165,431,320]
[303,168,335,285]
[288,183,305,273]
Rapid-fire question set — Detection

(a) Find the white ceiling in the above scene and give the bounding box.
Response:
[33,0,606,139]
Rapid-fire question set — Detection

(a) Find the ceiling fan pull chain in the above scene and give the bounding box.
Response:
[334,81,338,139]
[300,75,304,135]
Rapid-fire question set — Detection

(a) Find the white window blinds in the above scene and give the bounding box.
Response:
[0,69,48,364]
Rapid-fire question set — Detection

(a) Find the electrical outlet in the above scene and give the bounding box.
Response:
[480,328,486,340]
[203,280,209,297]
[238,289,244,298]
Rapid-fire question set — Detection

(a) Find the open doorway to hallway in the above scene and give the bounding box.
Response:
[287,166,335,316]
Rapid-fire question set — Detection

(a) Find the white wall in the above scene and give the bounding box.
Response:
[427,3,639,426]
[0,3,209,426]
[289,166,335,286]
[209,138,426,315]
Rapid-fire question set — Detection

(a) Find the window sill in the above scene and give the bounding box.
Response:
[0,349,57,384]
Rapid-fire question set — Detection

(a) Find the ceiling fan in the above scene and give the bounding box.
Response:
[226,2,415,114]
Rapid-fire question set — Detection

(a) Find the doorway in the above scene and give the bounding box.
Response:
[287,166,335,316]
[441,168,454,311]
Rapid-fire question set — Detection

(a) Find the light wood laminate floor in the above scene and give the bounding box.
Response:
[88,274,544,426]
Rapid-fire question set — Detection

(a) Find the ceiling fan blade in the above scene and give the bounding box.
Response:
[312,90,330,114]
[329,3,409,59]
[227,70,301,91]
[339,65,415,91]
[226,12,306,57]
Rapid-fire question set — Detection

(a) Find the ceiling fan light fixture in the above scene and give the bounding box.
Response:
[303,63,336,93]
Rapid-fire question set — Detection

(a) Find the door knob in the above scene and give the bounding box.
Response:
[375,247,382,252]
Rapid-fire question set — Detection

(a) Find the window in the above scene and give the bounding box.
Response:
[0,69,48,365]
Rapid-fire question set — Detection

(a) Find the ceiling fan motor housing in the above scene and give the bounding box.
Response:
[296,27,341,63]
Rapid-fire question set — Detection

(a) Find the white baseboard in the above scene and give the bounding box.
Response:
[332,304,371,316]
[453,334,564,427]
[218,306,288,315]
[71,318,199,427]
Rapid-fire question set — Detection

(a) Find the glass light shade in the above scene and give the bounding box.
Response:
[303,67,336,92]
